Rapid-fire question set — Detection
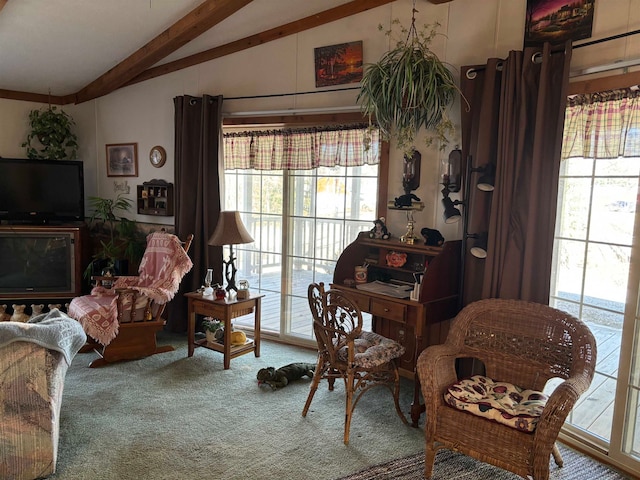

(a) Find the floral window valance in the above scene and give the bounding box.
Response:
[223,123,379,170]
[562,87,640,159]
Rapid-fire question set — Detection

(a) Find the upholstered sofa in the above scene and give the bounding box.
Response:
[0,310,86,480]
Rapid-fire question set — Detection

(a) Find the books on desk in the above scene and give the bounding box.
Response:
[356,280,413,299]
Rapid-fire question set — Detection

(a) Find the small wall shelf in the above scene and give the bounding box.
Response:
[137,180,174,216]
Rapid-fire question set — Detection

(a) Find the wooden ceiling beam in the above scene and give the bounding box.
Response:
[124,0,396,89]
[74,0,254,104]
[0,89,72,105]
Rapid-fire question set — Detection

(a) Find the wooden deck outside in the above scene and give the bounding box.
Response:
[228,273,620,442]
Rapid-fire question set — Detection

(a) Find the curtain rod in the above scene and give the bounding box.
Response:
[223,105,362,117]
[573,28,640,49]
[465,29,640,79]
[224,86,359,101]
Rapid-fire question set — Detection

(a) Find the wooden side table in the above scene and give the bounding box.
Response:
[185,291,263,369]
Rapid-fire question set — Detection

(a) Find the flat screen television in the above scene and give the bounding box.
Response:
[0,158,85,223]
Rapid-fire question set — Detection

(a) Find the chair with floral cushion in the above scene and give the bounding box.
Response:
[68,231,193,367]
[302,283,408,444]
[416,298,597,480]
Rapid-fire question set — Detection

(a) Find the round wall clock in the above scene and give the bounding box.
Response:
[149,145,166,168]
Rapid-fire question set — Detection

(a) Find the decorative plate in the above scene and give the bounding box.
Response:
[386,251,407,268]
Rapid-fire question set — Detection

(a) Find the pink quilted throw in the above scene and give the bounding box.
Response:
[121,231,193,303]
[69,232,192,346]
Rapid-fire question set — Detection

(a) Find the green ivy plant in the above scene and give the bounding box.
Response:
[22,106,79,160]
[357,18,462,155]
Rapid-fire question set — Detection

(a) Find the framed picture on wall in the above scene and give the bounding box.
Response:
[106,143,138,177]
[314,40,363,88]
[524,0,595,47]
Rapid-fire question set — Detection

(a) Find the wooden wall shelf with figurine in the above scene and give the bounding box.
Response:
[137,180,174,216]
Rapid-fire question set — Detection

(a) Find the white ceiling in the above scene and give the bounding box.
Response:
[0,0,354,98]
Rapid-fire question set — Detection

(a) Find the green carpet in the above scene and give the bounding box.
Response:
[52,332,628,480]
[52,332,424,479]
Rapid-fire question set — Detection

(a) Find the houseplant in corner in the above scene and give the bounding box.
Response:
[22,105,79,160]
[357,11,462,156]
[85,194,146,280]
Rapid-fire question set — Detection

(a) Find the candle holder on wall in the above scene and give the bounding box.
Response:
[388,150,425,210]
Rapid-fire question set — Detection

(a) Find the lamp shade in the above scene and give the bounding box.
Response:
[442,196,462,224]
[470,232,488,259]
[476,164,495,192]
[208,211,254,246]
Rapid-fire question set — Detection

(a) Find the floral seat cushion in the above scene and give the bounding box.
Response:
[444,374,548,433]
[336,330,405,369]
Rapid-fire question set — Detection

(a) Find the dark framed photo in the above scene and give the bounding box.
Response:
[106,143,138,177]
[314,40,363,88]
[524,0,595,47]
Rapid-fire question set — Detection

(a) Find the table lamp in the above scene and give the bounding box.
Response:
[208,211,254,293]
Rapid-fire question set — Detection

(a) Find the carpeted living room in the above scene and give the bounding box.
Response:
[1,1,640,480]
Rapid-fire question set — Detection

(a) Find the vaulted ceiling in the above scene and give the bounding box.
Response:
[1,0,456,105]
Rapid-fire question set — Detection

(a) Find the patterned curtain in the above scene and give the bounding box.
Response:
[562,87,640,159]
[223,124,379,170]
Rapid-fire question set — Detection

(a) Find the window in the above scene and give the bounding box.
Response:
[222,119,381,344]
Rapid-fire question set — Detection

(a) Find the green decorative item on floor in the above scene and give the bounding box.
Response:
[357,3,463,155]
[22,105,79,160]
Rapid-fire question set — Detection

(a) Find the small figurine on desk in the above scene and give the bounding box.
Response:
[421,227,444,246]
[368,217,390,240]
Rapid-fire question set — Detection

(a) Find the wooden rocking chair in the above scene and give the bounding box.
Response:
[68,231,193,367]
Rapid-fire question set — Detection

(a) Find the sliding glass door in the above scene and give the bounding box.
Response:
[551,101,640,472]
[221,121,380,345]
[223,164,377,344]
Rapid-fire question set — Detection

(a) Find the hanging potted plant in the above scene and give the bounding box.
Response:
[357,13,462,156]
[22,105,79,160]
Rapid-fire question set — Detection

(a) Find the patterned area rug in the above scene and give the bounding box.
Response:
[338,444,631,480]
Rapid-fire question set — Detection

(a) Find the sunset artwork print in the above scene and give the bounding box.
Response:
[524,0,595,47]
[314,41,363,88]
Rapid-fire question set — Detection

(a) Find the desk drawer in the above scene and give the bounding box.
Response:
[349,292,371,312]
[370,298,406,323]
[192,300,225,318]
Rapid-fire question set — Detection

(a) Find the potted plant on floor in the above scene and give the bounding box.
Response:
[85,194,146,280]
[357,14,463,156]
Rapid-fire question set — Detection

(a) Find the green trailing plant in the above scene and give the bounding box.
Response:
[22,106,79,160]
[202,317,223,333]
[84,194,145,279]
[357,16,463,155]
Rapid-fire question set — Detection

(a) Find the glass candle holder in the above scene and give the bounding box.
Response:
[203,268,214,296]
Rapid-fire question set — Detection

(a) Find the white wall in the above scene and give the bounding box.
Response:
[1,0,638,236]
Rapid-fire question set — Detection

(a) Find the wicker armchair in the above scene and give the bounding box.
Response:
[302,283,408,444]
[416,298,597,480]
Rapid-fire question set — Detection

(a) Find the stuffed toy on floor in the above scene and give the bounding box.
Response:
[257,362,316,390]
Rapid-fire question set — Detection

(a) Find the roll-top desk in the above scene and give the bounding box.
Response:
[332,232,461,426]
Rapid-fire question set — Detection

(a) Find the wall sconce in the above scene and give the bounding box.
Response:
[402,150,421,194]
[208,211,254,293]
[441,148,462,193]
